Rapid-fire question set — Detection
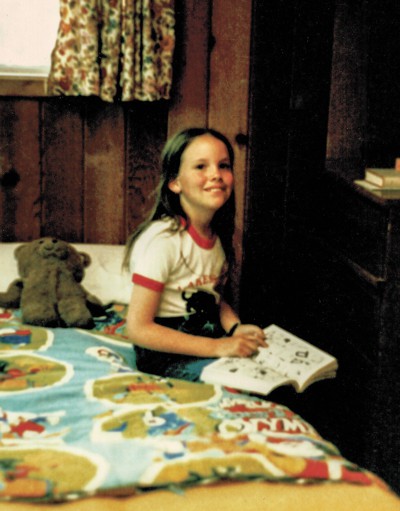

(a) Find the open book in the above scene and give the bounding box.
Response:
[200,324,338,395]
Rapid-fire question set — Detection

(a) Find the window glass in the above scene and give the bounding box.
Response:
[0,0,59,76]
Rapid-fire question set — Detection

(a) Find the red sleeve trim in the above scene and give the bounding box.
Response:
[132,273,164,292]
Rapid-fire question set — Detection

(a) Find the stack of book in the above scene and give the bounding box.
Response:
[355,167,400,190]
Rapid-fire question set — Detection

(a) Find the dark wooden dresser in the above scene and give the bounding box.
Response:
[288,172,400,492]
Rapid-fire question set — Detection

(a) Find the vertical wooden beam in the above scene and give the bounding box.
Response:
[125,102,169,239]
[0,98,41,241]
[208,0,252,304]
[239,0,294,325]
[41,98,84,241]
[84,100,125,244]
[167,0,211,135]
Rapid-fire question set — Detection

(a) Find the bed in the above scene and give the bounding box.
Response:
[0,242,399,510]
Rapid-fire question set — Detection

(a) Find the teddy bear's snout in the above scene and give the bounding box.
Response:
[38,238,68,259]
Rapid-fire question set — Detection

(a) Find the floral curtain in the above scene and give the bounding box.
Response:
[47,0,175,102]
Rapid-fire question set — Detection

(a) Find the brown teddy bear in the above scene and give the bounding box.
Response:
[0,237,105,328]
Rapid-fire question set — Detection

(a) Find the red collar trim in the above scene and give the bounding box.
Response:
[179,217,216,249]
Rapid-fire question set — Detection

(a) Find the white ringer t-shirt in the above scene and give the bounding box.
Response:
[129,217,228,318]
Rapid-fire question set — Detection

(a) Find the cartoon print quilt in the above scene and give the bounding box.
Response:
[0,305,384,503]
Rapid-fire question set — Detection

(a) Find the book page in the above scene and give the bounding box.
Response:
[201,324,337,394]
[201,356,292,394]
[254,325,337,389]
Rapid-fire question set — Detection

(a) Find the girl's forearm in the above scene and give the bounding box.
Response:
[219,300,241,333]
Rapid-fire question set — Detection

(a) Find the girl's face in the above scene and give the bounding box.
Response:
[168,134,234,222]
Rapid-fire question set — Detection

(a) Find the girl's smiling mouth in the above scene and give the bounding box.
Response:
[205,186,226,192]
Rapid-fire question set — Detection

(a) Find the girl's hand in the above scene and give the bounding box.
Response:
[214,325,267,358]
[235,323,266,341]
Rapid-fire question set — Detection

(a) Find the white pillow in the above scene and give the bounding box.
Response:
[0,242,132,305]
[0,242,20,296]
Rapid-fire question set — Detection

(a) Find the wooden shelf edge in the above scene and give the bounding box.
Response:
[0,75,48,97]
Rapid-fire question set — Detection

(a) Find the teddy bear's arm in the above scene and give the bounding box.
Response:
[0,279,24,308]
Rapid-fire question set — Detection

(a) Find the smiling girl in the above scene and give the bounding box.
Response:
[124,127,266,381]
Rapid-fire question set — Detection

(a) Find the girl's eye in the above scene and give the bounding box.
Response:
[195,164,205,170]
[220,162,232,170]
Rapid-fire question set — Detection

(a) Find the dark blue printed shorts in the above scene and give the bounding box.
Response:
[134,315,225,382]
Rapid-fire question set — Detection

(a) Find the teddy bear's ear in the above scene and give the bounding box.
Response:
[14,243,31,277]
[79,252,91,268]
[14,243,26,259]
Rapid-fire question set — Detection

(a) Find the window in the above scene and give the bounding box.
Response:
[0,0,59,76]
[0,0,59,95]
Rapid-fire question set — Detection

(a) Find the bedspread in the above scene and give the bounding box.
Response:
[0,305,388,503]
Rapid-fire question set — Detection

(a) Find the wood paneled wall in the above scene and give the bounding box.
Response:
[0,0,252,283]
[0,97,168,244]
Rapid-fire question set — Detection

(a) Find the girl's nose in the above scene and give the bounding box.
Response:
[209,165,222,180]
